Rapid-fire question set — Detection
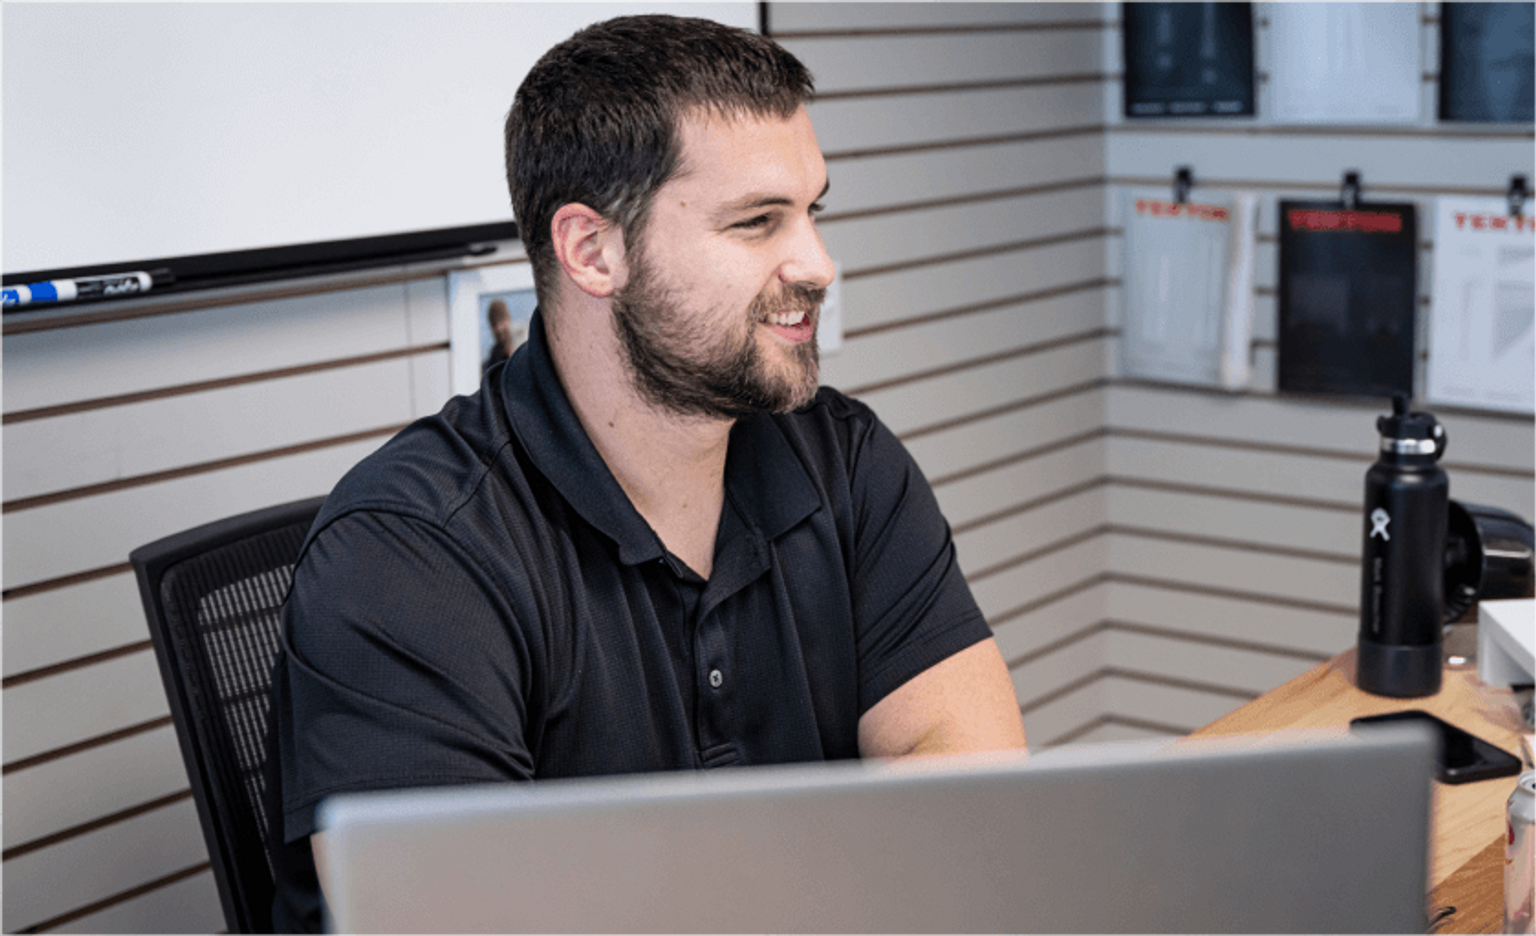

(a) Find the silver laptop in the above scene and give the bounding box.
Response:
[316,725,1433,933]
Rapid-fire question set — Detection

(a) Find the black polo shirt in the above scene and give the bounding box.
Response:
[265,310,991,931]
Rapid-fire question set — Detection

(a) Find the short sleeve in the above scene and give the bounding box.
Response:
[844,411,992,714]
[273,510,536,842]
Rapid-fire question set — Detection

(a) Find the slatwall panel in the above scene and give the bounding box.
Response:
[1097,1,1536,741]
[1,260,474,931]
[771,0,1114,748]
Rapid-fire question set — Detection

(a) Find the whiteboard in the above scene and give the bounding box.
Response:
[1,2,757,277]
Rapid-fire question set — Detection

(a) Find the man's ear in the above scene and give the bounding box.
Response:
[550,203,625,298]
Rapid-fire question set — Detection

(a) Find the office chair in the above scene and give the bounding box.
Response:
[130,496,325,934]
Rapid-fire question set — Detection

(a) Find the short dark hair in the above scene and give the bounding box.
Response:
[504,14,815,306]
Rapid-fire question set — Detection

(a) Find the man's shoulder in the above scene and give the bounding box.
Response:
[770,386,888,456]
[313,384,518,538]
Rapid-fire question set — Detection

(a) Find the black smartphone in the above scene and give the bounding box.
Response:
[1350,710,1523,785]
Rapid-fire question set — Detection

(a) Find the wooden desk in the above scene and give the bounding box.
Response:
[1191,648,1529,934]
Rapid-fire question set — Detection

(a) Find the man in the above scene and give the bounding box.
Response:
[265,14,1025,932]
[482,298,516,372]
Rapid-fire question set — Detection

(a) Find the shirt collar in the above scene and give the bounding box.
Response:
[502,309,821,565]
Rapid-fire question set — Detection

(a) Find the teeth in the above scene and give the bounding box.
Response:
[763,309,807,326]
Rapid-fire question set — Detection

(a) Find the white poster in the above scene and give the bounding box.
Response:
[1121,191,1258,389]
[1267,3,1421,124]
[1426,196,1536,414]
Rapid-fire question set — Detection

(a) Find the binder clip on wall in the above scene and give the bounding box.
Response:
[1341,170,1362,210]
[1509,175,1528,220]
[1173,166,1194,205]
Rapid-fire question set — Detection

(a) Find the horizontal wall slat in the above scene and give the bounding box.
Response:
[852,337,1107,440]
[3,723,186,852]
[3,649,166,768]
[991,577,1108,672]
[969,528,1106,626]
[1064,719,1180,746]
[1100,675,1253,736]
[932,434,1105,534]
[839,235,1109,335]
[2,572,143,680]
[911,389,1106,515]
[3,437,387,591]
[1106,531,1358,609]
[782,30,1105,95]
[1104,625,1325,699]
[822,187,1107,283]
[824,287,1104,399]
[1104,580,1356,660]
[2,796,207,934]
[2,281,418,415]
[958,488,1105,584]
[810,84,1105,159]
[1104,385,1534,471]
[49,867,222,935]
[1106,483,1359,559]
[1020,677,1107,749]
[1106,432,1532,518]
[1010,624,1106,723]
[4,356,420,504]
[1107,130,1532,190]
[823,136,1104,217]
[770,2,1107,34]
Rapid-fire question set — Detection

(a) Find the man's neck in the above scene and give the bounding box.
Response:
[544,298,730,579]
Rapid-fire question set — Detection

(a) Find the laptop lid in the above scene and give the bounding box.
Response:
[316,725,1433,933]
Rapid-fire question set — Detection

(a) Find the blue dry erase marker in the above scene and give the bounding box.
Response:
[3,269,171,307]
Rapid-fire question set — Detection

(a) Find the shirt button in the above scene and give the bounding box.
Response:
[709,669,723,689]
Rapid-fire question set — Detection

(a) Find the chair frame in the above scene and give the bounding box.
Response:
[130,496,325,934]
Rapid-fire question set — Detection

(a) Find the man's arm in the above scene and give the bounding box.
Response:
[857,637,1026,759]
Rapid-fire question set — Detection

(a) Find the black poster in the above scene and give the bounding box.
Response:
[1440,2,1535,123]
[1277,201,1418,399]
[1123,2,1255,117]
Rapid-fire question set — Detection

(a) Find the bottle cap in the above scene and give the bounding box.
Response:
[1376,394,1447,459]
[1377,393,1439,439]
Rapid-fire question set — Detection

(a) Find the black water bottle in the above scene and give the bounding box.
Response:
[1357,395,1449,698]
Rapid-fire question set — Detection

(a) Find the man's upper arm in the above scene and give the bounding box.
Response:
[857,637,1026,759]
[277,510,535,842]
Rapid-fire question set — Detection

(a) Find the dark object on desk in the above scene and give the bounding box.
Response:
[1351,710,1523,785]
[1444,500,1536,623]
[1358,396,1449,698]
[129,497,325,934]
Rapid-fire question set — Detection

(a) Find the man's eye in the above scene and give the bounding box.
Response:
[734,215,772,230]
[809,201,826,216]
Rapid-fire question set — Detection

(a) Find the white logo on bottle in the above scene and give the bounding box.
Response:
[1369,508,1391,540]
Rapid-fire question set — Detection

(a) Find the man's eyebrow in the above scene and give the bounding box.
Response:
[717,179,831,216]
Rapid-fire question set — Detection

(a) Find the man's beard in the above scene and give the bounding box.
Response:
[611,249,824,421]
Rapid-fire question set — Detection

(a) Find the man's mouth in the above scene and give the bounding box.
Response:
[761,307,810,327]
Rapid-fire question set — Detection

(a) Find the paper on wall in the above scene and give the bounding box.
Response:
[1426,196,1536,414]
[1267,3,1420,124]
[1121,191,1257,390]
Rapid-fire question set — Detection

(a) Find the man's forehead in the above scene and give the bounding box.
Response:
[669,105,824,193]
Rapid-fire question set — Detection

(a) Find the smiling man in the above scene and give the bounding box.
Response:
[264,14,1025,932]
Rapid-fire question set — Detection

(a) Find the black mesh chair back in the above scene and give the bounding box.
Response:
[130,497,325,934]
